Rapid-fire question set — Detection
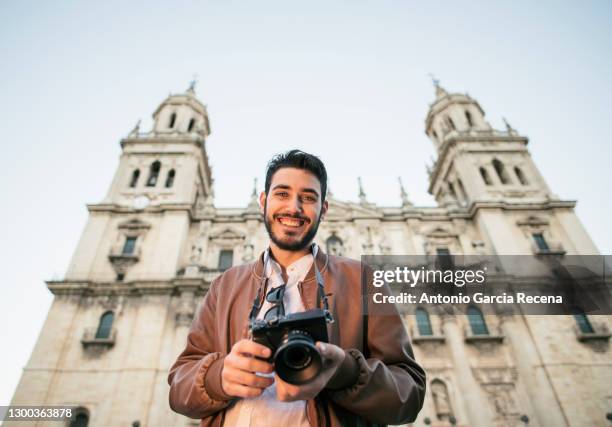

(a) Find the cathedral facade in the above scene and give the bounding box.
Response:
[8,83,611,427]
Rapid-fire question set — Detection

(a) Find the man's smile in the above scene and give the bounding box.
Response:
[274,215,309,229]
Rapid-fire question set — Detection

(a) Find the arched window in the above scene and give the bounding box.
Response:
[188,118,196,132]
[514,166,529,185]
[446,116,456,131]
[467,306,489,335]
[69,408,89,427]
[168,112,177,129]
[326,235,344,256]
[415,308,433,336]
[146,161,161,187]
[492,159,510,184]
[457,179,468,203]
[165,169,176,188]
[448,182,457,199]
[574,312,594,334]
[129,169,140,188]
[95,311,114,339]
[480,167,492,185]
[465,110,473,127]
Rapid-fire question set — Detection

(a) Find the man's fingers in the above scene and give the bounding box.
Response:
[224,382,266,399]
[227,353,274,374]
[224,368,274,389]
[234,339,272,358]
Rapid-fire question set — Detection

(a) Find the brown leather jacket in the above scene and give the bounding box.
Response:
[168,250,426,426]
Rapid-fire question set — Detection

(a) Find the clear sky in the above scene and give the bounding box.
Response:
[1,0,611,406]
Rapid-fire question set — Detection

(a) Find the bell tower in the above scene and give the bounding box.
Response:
[101,82,213,208]
[9,84,219,426]
[425,80,597,255]
[151,81,212,136]
[425,80,555,209]
[65,83,214,282]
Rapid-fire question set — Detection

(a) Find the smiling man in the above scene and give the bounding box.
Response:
[168,150,426,427]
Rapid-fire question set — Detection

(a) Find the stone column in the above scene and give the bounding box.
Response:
[500,314,569,427]
[441,315,493,427]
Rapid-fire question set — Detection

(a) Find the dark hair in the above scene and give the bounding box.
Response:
[264,150,328,202]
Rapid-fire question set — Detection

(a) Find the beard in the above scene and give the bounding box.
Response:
[263,202,322,251]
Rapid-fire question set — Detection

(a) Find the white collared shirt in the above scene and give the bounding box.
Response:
[222,245,318,427]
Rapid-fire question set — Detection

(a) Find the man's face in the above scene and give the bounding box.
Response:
[260,167,328,251]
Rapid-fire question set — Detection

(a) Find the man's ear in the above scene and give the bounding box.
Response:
[259,191,267,214]
[320,200,329,220]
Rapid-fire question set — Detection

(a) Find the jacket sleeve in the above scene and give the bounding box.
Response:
[168,277,234,419]
[325,272,427,425]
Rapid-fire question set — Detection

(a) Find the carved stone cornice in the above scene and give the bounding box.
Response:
[87,203,193,214]
[46,279,210,296]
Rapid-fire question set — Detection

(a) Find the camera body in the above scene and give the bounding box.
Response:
[250,308,330,385]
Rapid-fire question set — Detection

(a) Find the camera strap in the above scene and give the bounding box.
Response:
[248,244,333,323]
[249,276,268,322]
[313,252,334,323]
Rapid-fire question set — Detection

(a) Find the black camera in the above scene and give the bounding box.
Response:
[250,308,330,385]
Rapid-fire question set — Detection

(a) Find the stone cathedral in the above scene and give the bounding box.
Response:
[8,83,611,427]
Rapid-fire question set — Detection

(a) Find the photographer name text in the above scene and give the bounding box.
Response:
[371,267,563,305]
[372,292,563,304]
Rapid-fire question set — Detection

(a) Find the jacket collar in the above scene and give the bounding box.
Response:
[252,244,329,284]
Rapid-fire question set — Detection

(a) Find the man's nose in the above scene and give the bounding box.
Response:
[287,195,303,213]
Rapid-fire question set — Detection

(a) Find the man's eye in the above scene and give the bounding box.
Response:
[275,192,289,198]
[302,195,317,202]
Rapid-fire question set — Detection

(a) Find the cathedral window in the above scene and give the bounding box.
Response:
[129,169,140,188]
[465,110,473,127]
[479,167,492,185]
[165,169,176,188]
[218,249,234,271]
[69,408,90,427]
[95,311,114,339]
[532,233,549,251]
[415,308,433,336]
[146,161,161,187]
[467,306,489,335]
[122,236,137,255]
[445,116,456,131]
[492,159,510,184]
[457,179,468,203]
[448,183,457,199]
[514,166,529,185]
[574,312,595,334]
[168,112,177,129]
[188,118,196,132]
[436,247,454,270]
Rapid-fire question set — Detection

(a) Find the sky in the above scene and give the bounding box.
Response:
[1,0,611,407]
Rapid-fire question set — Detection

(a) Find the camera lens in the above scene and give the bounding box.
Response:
[274,330,322,385]
[283,345,312,370]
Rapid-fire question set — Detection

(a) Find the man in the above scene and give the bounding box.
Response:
[168,150,426,426]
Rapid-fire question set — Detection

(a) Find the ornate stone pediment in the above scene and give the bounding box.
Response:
[516,215,549,227]
[326,197,383,220]
[425,226,457,239]
[117,218,152,232]
[208,227,245,242]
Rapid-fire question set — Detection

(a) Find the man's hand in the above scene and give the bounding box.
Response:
[275,342,346,402]
[221,339,275,398]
